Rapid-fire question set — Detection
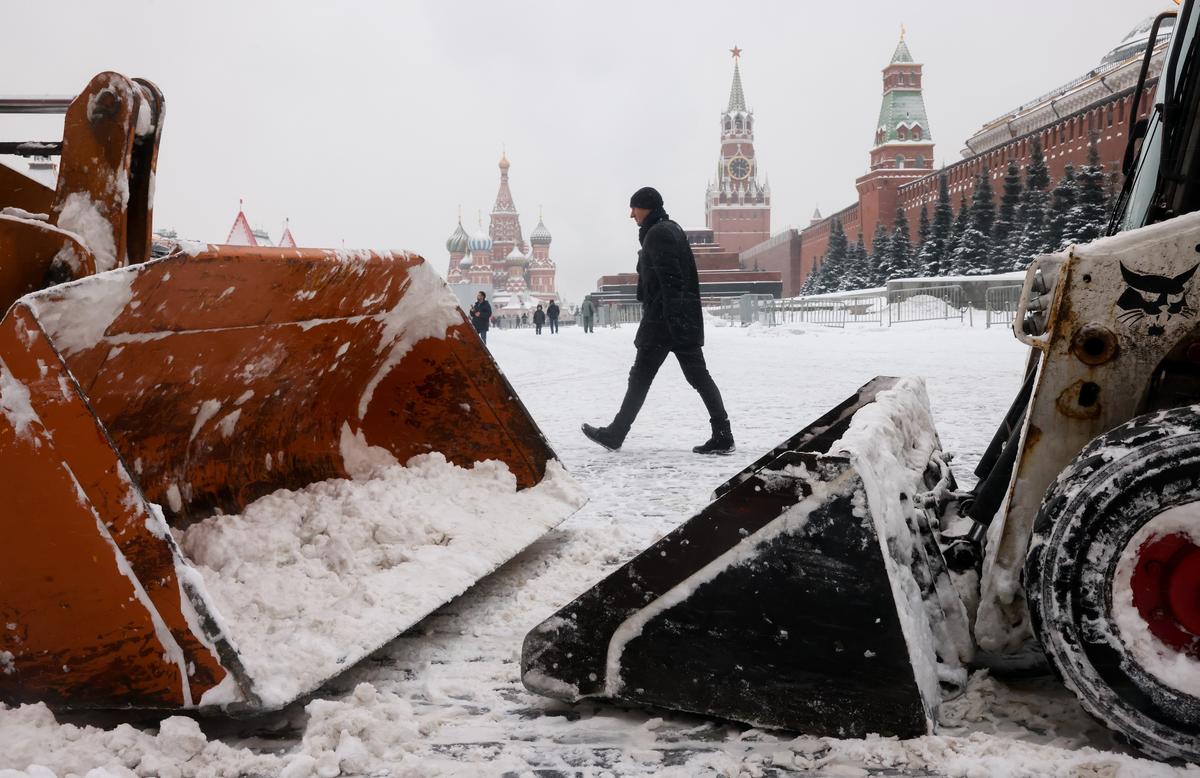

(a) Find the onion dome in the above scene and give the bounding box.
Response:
[445,219,470,254]
[506,245,527,265]
[499,152,510,171]
[468,224,492,252]
[458,255,473,271]
[530,215,552,245]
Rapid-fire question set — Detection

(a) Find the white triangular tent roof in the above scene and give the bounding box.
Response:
[225,209,257,246]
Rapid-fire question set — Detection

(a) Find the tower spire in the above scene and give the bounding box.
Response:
[727,49,747,113]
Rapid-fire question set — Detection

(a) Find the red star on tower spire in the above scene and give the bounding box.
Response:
[730,45,742,59]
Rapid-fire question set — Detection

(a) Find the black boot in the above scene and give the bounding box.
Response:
[582,423,625,451]
[693,419,734,455]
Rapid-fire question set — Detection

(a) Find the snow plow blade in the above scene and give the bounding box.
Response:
[0,245,573,712]
[522,376,967,738]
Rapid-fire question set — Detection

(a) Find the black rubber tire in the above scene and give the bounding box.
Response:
[1026,405,1200,763]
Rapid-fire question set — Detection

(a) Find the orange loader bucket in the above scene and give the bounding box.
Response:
[0,245,574,711]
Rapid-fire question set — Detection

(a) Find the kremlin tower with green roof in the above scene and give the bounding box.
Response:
[868,33,934,173]
[854,31,936,253]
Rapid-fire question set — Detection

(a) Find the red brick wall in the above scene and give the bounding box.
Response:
[711,207,771,254]
[787,85,1152,292]
[741,230,805,296]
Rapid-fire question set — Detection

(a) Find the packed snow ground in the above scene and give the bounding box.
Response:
[2,315,1198,777]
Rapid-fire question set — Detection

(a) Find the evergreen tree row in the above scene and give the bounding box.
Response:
[804,133,1112,294]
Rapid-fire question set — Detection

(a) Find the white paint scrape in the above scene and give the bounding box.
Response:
[0,360,40,442]
[356,260,465,419]
[176,453,584,708]
[55,193,118,272]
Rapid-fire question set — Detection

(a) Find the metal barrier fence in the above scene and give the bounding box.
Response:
[597,302,643,327]
[831,292,887,326]
[702,284,1021,329]
[780,298,846,328]
[887,285,971,326]
[710,294,779,326]
[985,284,1024,329]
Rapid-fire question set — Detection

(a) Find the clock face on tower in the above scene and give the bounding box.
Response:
[728,156,751,180]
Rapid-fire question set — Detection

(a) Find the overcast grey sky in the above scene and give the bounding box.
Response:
[1,1,1172,300]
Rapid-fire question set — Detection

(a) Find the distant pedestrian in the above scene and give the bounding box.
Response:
[469,291,492,344]
[547,300,560,334]
[533,304,546,335]
[521,312,529,328]
[582,187,733,454]
[580,296,596,333]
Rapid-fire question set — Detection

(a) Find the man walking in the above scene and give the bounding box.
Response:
[580,296,596,333]
[469,290,492,344]
[546,300,560,334]
[582,187,734,454]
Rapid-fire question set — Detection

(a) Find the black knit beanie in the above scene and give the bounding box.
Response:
[629,187,664,209]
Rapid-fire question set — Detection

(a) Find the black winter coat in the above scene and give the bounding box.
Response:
[634,209,703,349]
[469,299,492,332]
[533,309,546,325]
[546,302,560,321]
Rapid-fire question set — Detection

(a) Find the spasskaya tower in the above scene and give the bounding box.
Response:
[705,47,771,254]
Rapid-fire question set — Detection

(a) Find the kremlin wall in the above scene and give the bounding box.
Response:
[745,18,1171,297]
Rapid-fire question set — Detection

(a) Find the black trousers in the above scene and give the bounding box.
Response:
[611,344,727,434]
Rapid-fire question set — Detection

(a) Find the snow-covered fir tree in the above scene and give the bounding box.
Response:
[869,221,892,285]
[1047,164,1079,250]
[950,192,970,257]
[808,217,848,294]
[839,232,869,291]
[917,204,932,259]
[991,160,1022,272]
[798,270,815,296]
[1011,137,1051,269]
[1069,135,1110,245]
[890,205,916,279]
[918,175,953,276]
[952,172,997,275]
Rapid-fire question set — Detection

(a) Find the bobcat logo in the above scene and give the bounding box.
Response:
[1116,262,1199,336]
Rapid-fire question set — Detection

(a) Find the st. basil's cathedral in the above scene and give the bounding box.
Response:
[442,153,558,316]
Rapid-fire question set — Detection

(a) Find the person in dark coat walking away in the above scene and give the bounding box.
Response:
[533,304,546,334]
[546,300,560,333]
[580,296,596,333]
[469,291,492,344]
[582,187,733,454]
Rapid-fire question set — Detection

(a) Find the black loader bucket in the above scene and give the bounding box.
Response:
[521,377,970,738]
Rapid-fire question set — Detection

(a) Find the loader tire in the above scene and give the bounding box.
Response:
[1026,406,1200,763]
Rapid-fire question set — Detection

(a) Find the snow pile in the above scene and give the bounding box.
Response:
[177,451,584,708]
[55,193,117,272]
[0,703,278,777]
[0,359,39,441]
[27,270,135,356]
[4,320,1198,776]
